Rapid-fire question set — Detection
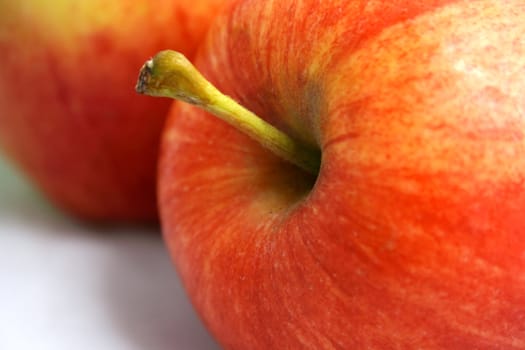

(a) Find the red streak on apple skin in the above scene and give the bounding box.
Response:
[160,0,525,348]
[0,1,228,221]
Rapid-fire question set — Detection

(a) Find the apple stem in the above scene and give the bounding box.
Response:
[136,50,321,175]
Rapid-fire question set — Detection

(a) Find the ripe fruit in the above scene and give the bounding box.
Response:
[0,0,227,221]
[143,0,525,348]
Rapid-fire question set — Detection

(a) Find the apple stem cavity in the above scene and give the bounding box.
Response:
[135,50,321,175]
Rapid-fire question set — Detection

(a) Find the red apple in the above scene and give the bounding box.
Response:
[148,0,525,348]
[0,0,228,222]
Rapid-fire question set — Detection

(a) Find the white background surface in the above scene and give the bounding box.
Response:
[0,154,220,350]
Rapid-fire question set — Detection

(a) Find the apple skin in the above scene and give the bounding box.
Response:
[0,0,228,222]
[158,0,525,348]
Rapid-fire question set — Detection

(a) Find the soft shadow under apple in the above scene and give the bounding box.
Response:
[100,232,221,350]
[0,155,219,350]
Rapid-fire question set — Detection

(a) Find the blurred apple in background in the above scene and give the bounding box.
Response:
[0,0,228,222]
[141,0,525,348]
